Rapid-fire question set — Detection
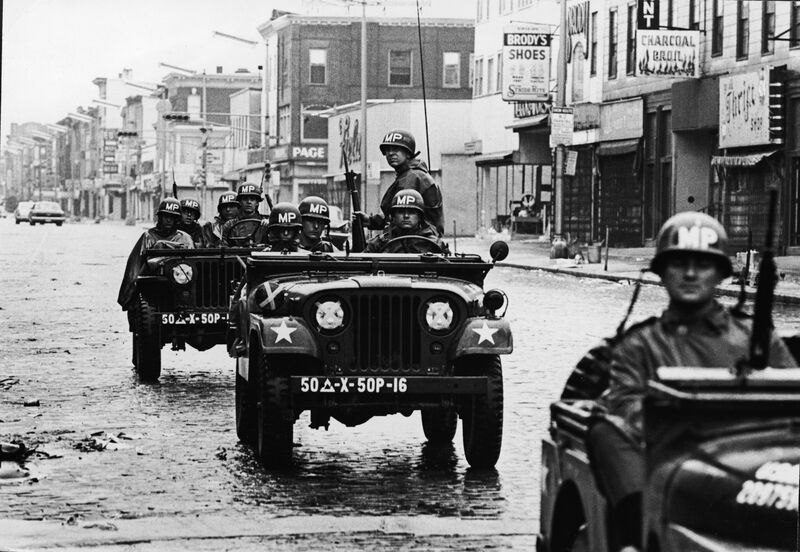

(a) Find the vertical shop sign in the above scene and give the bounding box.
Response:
[501,23,551,102]
[637,0,660,29]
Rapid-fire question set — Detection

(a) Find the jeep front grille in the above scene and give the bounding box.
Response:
[193,259,245,308]
[349,294,422,374]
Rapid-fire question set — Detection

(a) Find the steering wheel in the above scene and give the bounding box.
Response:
[226,219,262,246]
[379,235,444,254]
[151,239,184,250]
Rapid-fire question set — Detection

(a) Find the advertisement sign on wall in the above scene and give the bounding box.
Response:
[719,68,772,148]
[550,107,574,147]
[501,23,551,102]
[636,30,699,78]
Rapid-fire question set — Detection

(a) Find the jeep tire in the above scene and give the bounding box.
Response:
[459,354,503,468]
[134,295,161,382]
[421,408,458,444]
[235,353,258,444]
[256,356,293,467]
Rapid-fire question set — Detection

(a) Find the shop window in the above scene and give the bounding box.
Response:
[736,1,749,60]
[309,49,327,84]
[389,50,412,86]
[608,8,618,79]
[762,1,775,55]
[443,52,461,88]
[792,2,800,47]
[712,0,724,56]
[626,4,636,75]
[590,11,597,76]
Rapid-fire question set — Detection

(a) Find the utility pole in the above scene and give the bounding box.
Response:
[551,0,568,256]
[360,1,368,201]
[200,127,209,211]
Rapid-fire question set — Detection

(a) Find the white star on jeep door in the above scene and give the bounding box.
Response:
[473,322,498,345]
[271,320,296,343]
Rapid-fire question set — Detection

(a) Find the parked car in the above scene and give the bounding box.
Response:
[29,201,66,226]
[14,201,34,224]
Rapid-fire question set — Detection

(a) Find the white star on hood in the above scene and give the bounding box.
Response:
[473,322,499,345]
[271,320,297,343]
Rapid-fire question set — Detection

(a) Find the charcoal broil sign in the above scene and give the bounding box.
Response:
[637,0,659,30]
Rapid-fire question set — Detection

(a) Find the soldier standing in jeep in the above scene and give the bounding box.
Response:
[364,190,444,253]
[178,198,205,247]
[587,212,797,552]
[201,192,239,247]
[297,196,337,253]
[356,129,444,236]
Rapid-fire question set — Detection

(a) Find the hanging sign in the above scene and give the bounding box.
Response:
[549,107,574,147]
[637,0,660,30]
[501,23,551,102]
[636,30,699,78]
[719,68,773,148]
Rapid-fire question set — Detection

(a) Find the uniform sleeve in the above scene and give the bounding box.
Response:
[599,331,651,441]
[769,333,799,368]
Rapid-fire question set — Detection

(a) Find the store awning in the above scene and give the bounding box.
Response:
[711,151,778,168]
[596,138,640,157]
[505,114,549,131]
[472,150,516,166]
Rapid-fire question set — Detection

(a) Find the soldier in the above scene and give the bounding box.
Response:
[265,202,302,252]
[202,192,239,247]
[356,129,444,236]
[297,196,337,253]
[178,198,205,247]
[117,198,194,311]
[587,212,797,552]
[365,189,444,253]
[220,183,268,246]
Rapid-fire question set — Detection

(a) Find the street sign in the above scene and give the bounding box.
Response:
[501,22,551,102]
[549,107,574,147]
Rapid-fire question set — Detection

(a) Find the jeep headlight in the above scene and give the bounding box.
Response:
[315,300,344,331]
[424,300,454,332]
[171,263,193,285]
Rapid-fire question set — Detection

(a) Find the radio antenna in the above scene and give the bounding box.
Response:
[415,0,431,170]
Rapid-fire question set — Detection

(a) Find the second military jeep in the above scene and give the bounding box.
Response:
[229,242,513,468]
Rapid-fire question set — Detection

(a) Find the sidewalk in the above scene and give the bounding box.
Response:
[454,234,800,305]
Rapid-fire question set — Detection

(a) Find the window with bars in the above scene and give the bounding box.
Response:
[793,2,800,47]
[389,50,412,86]
[608,9,618,79]
[443,52,461,88]
[309,49,327,85]
[712,0,724,56]
[737,1,749,59]
[626,4,636,75]
[590,11,597,75]
[762,1,775,54]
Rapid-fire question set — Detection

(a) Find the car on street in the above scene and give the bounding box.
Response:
[229,241,513,469]
[14,201,34,224]
[29,201,67,226]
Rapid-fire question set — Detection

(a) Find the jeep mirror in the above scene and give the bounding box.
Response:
[489,241,509,263]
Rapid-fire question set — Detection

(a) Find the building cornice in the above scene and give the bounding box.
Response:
[258,14,473,37]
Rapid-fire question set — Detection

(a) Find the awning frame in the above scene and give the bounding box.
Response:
[710,150,779,168]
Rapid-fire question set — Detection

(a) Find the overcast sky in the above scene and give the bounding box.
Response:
[1,0,475,144]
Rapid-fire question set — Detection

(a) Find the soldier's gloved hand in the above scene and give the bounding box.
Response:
[353,211,370,228]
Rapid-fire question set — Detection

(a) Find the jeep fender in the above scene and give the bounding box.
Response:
[249,314,321,357]
[453,317,513,357]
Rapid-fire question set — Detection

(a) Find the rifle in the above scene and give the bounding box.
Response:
[342,147,366,252]
[746,188,779,372]
[172,169,178,199]
[260,161,274,210]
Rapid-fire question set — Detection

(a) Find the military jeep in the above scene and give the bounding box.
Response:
[229,243,513,468]
[127,247,250,381]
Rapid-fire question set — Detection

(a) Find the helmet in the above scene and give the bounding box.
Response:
[236,183,263,201]
[298,196,330,222]
[650,212,732,277]
[217,192,239,209]
[267,202,302,229]
[390,189,425,214]
[179,198,201,217]
[379,129,417,157]
[157,197,182,217]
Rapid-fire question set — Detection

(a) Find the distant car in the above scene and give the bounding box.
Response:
[14,201,34,224]
[29,201,66,226]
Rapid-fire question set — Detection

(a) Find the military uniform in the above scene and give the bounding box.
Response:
[297,195,339,253]
[220,184,268,247]
[364,189,444,253]
[178,198,206,247]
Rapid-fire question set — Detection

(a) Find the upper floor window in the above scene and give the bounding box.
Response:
[518,0,533,7]
[301,106,327,141]
[278,105,291,144]
[689,0,699,30]
[389,50,412,86]
[626,4,636,75]
[762,1,775,55]
[443,52,461,88]
[487,56,495,93]
[712,0,724,56]
[309,49,327,85]
[792,1,800,47]
[666,0,673,28]
[608,8,618,79]
[496,53,502,94]
[736,1,749,59]
[474,57,484,96]
[590,11,597,76]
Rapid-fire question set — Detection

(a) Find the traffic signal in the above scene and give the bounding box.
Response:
[163,112,190,121]
[117,131,139,138]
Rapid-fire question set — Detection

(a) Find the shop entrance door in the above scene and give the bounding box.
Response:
[598,153,642,246]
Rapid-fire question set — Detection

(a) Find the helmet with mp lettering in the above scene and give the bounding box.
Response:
[179,198,201,217]
[157,197,182,217]
[298,196,330,222]
[217,192,239,210]
[236,183,263,201]
[379,129,417,157]
[390,189,425,215]
[267,202,302,229]
[650,212,732,277]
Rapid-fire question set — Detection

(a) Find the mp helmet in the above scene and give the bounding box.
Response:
[650,212,732,277]
[217,192,239,210]
[390,189,425,214]
[180,198,201,217]
[379,129,417,157]
[236,183,263,201]
[157,197,182,217]
[298,196,330,222]
[267,202,302,229]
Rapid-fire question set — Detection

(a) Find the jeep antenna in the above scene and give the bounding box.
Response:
[416,0,431,169]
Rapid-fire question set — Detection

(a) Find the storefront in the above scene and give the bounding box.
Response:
[269,143,328,205]
[563,102,600,243]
